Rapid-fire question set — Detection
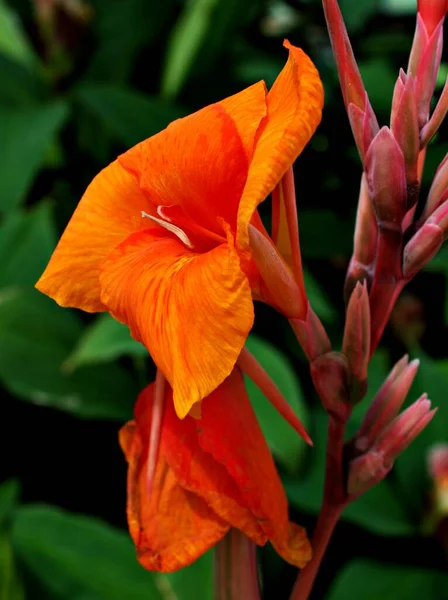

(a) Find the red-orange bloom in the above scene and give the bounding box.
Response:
[119,368,311,572]
[36,41,323,418]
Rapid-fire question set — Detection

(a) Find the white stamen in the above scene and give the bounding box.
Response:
[141,210,194,248]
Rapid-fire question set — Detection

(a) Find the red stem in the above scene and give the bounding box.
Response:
[290,414,349,600]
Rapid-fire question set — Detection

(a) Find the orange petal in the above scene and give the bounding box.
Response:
[163,369,312,568]
[100,229,253,418]
[118,83,267,236]
[120,416,228,573]
[36,161,151,312]
[237,42,324,249]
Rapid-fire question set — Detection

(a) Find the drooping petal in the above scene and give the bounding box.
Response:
[237,42,324,249]
[163,369,312,568]
[36,161,151,312]
[100,229,253,418]
[118,83,267,236]
[120,417,228,573]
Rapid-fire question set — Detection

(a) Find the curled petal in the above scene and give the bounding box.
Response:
[119,417,228,573]
[100,229,253,418]
[36,161,151,311]
[237,41,324,249]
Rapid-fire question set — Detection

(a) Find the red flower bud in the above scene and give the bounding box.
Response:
[418,0,448,36]
[365,127,407,224]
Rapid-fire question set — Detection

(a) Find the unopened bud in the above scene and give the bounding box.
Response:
[347,450,389,496]
[428,444,448,515]
[403,222,443,278]
[348,96,379,162]
[391,75,419,185]
[408,14,429,76]
[365,127,408,224]
[418,0,448,36]
[424,153,448,217]
[374,394,436,461]
[249,224,306,319]
[415,21,444,127]
[357,355,420,448]
[421,76,448,147]
[310,351,351,421]
[342,281,370,402]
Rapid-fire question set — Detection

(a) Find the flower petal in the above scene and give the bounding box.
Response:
[36,161,151,312]
[163,368,312,568]
[237,42,324,248]
[118,83,267,236]
[120,416,228,573]
[100,229,253,417]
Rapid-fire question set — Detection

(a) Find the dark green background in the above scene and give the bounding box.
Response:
[1,0,448,598]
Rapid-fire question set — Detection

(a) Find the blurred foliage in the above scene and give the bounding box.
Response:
[1,0,447,598]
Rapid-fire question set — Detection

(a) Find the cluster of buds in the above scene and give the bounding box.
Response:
[324,0,448,353]
[347,355,436,496]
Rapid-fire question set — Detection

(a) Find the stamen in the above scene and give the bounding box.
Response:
[141,210,194,249]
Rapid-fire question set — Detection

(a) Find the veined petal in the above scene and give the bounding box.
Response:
[163,369,311,568]
[118,83,267,236]
[120,418,228,573]
[100,229,253,417]
[237,41,324,249]
[36,161,151,312]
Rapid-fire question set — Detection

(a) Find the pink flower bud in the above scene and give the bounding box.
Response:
[418,0,448,36]
[322,0,367,112]
[421,76,448,147]
[248,224,306,319]
[365,127,407,224]
[424,153,448,217]
[347,450,389,496]
[348,96,379,162]
[402,222,443,278]
[357,355,419,448]
[391,75,419,184]
[415,22,444,127]
[408,14,430,76]
[428,444,448,480]
[373,394,436,462]
[310,351,351,419]
[342,281,370,402]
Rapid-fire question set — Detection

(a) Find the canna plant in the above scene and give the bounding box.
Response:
[36,0,448,598]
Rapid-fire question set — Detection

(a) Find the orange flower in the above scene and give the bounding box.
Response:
[119,368,311,572]
[36,41,323,418]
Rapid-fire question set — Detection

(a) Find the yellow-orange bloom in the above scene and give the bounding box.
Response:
[120,368,311,572]
[36,41,323,418]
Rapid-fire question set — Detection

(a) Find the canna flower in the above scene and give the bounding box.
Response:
[36,41,323,419]
[119,368,311,572]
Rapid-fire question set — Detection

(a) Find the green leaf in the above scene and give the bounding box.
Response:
[327,560,447,600]
[0,532,25,600]
[358,58,397,114]
[0,0,36,68]
[244,334,309,472]
[75,85,186,147]
[0,102,69,211]
[86,0,176,84]
[303,269,337,323]
[161,0,220,99]
[339,0,379,32]
[395,353,448,514]
[12,505,162,600]
[0,202,57,289]
[65,313,147,370]
[0,480,20,527]
[0,288,138,420]
[286,408,415,536]
[380,0,417,15]
[158,552,213,600]
[0,54,46,106]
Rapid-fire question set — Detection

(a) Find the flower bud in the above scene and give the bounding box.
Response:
[357,355,419,448]
[423,153,448,217]
[428,444,448,515]
[403,222,443,278]
[249,224,306,319]
[342,281,370,402]
[421,76,448,147]
[418,0,448,36]
[310,351,351,421]
[415,21,444,127]
[391,75,419,185]
[365,127,408,224]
